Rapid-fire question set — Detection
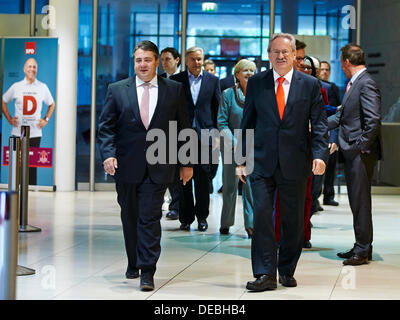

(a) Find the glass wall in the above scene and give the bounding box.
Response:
[76,0,385,187]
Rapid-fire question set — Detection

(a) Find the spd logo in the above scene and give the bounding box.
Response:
[25,42,36,55]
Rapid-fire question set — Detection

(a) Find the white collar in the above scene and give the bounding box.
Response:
[350,67,367,85]
[136,75,158,87]
[188,69,203,79]
[273,68,294,84]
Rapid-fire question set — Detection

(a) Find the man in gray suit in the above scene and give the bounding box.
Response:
[329,43,382,266]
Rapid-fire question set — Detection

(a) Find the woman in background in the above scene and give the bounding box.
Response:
[217,59,256,238]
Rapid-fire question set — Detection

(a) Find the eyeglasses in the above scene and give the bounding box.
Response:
[271,50,291,56]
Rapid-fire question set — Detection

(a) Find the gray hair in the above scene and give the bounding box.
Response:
[185,46,204,58]
[267,33,296,52]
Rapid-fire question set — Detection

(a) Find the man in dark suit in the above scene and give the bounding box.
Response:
[98,41,193,291]
[160,47,181,221]
[238,33,329,291]
[329,43,382,266]
[160,47,180,79]
[170,46,221,232]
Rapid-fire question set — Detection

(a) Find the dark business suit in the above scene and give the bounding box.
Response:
[240,68,328,277]
[160,72,180,213]
[220,74,235,92]
[98,75,190,273]
[170,70,221,225]
[328,69,382,258]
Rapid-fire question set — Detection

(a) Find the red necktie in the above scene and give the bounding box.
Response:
[276,77,285,120]
[140,82,150,129]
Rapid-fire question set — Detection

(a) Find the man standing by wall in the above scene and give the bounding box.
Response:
[98,41,193,291]
[238,33,328,291]
[329,44,382,266]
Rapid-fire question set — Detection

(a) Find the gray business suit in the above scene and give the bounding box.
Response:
[328,69,382,257]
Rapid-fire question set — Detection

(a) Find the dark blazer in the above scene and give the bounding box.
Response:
[170,70,221,134]
[98,75,191,184]
[328,70,382,159]
[240,68,329,180]
[321,80,341,107]
[160,72,167,78]
[220,74,235,92]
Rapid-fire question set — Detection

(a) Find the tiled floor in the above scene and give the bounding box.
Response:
[12,190,400,300]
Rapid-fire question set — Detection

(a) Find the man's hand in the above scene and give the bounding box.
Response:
[236,165,247,184]
[180,167,193,185]
[312,159,326,175]
[103,157,118,176]
[329,142,338,154]
[38,118,48,129]
[9,117,18,127]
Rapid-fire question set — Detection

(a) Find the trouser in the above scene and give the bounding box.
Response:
[220,159,254,230]
[250,167,308,277]
[343,152,377,257]
[116,175,167,273]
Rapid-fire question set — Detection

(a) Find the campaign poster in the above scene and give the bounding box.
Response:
[1,38,58,187]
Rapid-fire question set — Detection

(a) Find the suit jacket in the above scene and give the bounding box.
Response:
[170,70,221,135]
[220,74,236,92]
[321,80,341,107]
[240,68,329,180]
[328,70,382,160]
[98,75,191,184]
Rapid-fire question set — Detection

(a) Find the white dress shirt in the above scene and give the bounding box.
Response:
[273,68,294,104]
[136,75,158,124]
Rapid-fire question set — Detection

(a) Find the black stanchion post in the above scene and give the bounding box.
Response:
[19,126,41,233]
[8,136,35,276]
[0,191,19,300]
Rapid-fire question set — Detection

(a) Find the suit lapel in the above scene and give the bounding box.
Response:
[182,71,195,107]
[195,72,208,107]
[148,75,166,129]
[126,76,142,125]
[264,70,281,123]
[283,69,300,120]
[342,69,367,106]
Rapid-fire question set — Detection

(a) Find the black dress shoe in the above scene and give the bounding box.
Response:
[125,268,139,279]
[317,200,324,211]
[198,219,208,232]
[219,227,229,235]
[338,248,372,261]
[279,275,297,287]
[343,254,368,266]
[246,275,277,291]
[166,210,179,220]
[140,272,154,291]
[323,199,339,206]
[180,223,191,231]
[303,240,312,249]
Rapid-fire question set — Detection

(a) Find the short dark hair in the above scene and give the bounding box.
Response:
[133,40,159,60]
[296,39,307,50]
[161,47,181,66]
[340,43,366,66]
[320,61,331,70]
